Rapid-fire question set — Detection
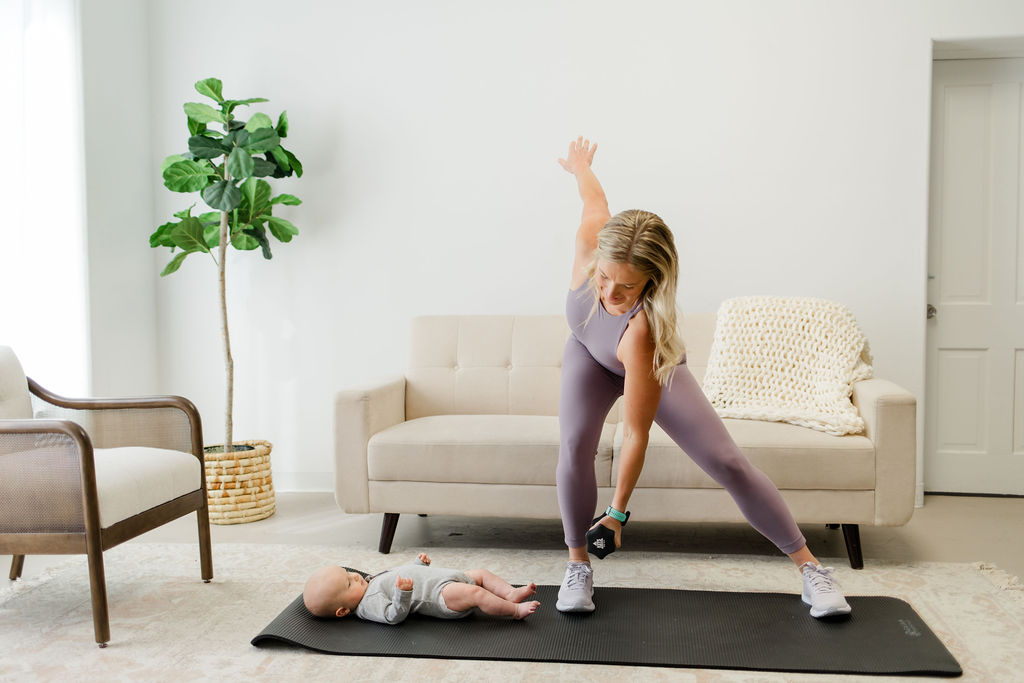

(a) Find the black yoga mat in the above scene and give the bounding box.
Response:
[252,585,962,677]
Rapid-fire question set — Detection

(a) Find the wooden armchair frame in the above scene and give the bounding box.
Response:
[0,379,213,647]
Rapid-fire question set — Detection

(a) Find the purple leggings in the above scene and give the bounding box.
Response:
[555,335,807,554]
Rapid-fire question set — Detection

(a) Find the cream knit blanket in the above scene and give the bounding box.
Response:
[701,296,873,436]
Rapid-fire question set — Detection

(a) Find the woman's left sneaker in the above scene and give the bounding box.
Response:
[800,563,852,618]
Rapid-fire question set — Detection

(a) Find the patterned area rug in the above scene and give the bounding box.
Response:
[1,543,1021,681]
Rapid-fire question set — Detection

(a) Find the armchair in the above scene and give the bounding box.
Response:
[0,346,213,647]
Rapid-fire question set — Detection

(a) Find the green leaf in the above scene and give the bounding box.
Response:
[231,231,260,250]
[270,193,301,206]
[203,223,220,248]
[164,160,214,193]
[170,217,210,253]
[195,78,224,103]
[276,111,289,138]
[269,146,291,173]
[223,97,269,109]
[227,119,246,131]
[253,180,272,213]
[267,216,298,242]
[245,128,280,154]
[149,221,178,248]
[199,211,220,225]
[184,102,225,124]
[243,226,273,259]
[226,147,255,179]
[284,148,303,177]
[172,204,196,219]
[188,135,227,159]
[202,180,242,211]
[244,113,273,132]
[223,129,251,149]
[222,98,270,119]
[161,154,186,174]
[187,118,207,136]
[238,179,270,224]
[161,251,190,276]
[239,177,258,215]
[252,158,277,177]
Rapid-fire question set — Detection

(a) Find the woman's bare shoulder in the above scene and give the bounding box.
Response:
[618,310,654,363]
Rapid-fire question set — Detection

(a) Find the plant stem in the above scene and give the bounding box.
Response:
[219,203,233,453]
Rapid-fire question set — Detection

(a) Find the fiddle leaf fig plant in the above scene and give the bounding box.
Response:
[150,77,303,453]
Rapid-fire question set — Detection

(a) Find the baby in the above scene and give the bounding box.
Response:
[303,552,540,624]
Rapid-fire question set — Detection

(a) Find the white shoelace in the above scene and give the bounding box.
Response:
[804,564,840,594]
[564,563,591,589]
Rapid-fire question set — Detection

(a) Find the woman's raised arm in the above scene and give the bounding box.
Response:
[559,137,611,280]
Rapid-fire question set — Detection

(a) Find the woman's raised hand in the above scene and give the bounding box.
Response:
[558,136,598,175]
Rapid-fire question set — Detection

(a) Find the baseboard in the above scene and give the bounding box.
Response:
[926,491,1024,499]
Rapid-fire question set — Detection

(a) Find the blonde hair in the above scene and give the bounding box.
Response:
[582,209,686,386]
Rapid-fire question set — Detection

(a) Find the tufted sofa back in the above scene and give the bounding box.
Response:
[405,313,718,423]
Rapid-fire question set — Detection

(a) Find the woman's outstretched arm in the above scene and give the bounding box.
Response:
[559,137,610,272]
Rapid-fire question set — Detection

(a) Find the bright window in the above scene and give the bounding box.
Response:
[0,0,90,395]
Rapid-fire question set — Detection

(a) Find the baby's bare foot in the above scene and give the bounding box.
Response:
[514,600,540,619]
[506,582,537,603]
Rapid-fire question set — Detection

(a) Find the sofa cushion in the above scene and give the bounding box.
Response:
[93,447,202,527]
[0,445,202,532]
[368,414,614,486]
[615,418,875,490]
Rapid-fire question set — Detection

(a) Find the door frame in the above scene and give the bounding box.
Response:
[925,38,1024,501]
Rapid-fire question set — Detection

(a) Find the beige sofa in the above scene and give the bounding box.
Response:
[334,315,916,568]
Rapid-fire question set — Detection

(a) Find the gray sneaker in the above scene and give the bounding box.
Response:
[556,561,595,612]
[801,563,852,618]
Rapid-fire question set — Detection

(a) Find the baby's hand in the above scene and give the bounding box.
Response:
[418,553,431,566]
[396,575,414,591]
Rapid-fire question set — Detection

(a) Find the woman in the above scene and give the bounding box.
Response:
[554,137,850,619]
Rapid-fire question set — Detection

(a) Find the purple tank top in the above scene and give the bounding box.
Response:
[566,281,644,377]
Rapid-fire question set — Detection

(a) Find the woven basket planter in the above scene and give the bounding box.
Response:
[203,440,276,525]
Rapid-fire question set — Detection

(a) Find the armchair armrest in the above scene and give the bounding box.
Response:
[851,378,916,525]
[334,375,406,513]
[0,418,100,535]
[28,378,203,458]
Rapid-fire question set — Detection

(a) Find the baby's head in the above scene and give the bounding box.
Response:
[303,566,369,618]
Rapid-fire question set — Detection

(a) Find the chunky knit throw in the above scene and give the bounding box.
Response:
[701,296,873,436]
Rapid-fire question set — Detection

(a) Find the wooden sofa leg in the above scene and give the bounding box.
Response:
[379,513,400,554]
[197,504,214,582]
[9,555,25,580]
[86,545,110,647]
[841,524,864,570]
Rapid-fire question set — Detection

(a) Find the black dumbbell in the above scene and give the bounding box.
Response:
[586,511,629,559]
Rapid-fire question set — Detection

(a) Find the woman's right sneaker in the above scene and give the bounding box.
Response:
[556,561,595,612]
[801,562,852,618]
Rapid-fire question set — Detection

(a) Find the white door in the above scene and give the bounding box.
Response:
[926,58,1024,494]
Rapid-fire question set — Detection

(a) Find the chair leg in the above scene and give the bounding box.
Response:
[841,524,864,570]
[9,555,25,580]
[196,503,214,582]
[85,542,110,647]
[379,513,400,554]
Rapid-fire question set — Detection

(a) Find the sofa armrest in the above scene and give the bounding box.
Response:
[334,376,406,513]
[851,378,916,526]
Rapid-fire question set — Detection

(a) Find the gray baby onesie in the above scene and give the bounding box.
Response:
[355,559,475,625]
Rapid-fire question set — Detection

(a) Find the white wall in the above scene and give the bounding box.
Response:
[80,0,1024,492]
[80,0,158,397]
